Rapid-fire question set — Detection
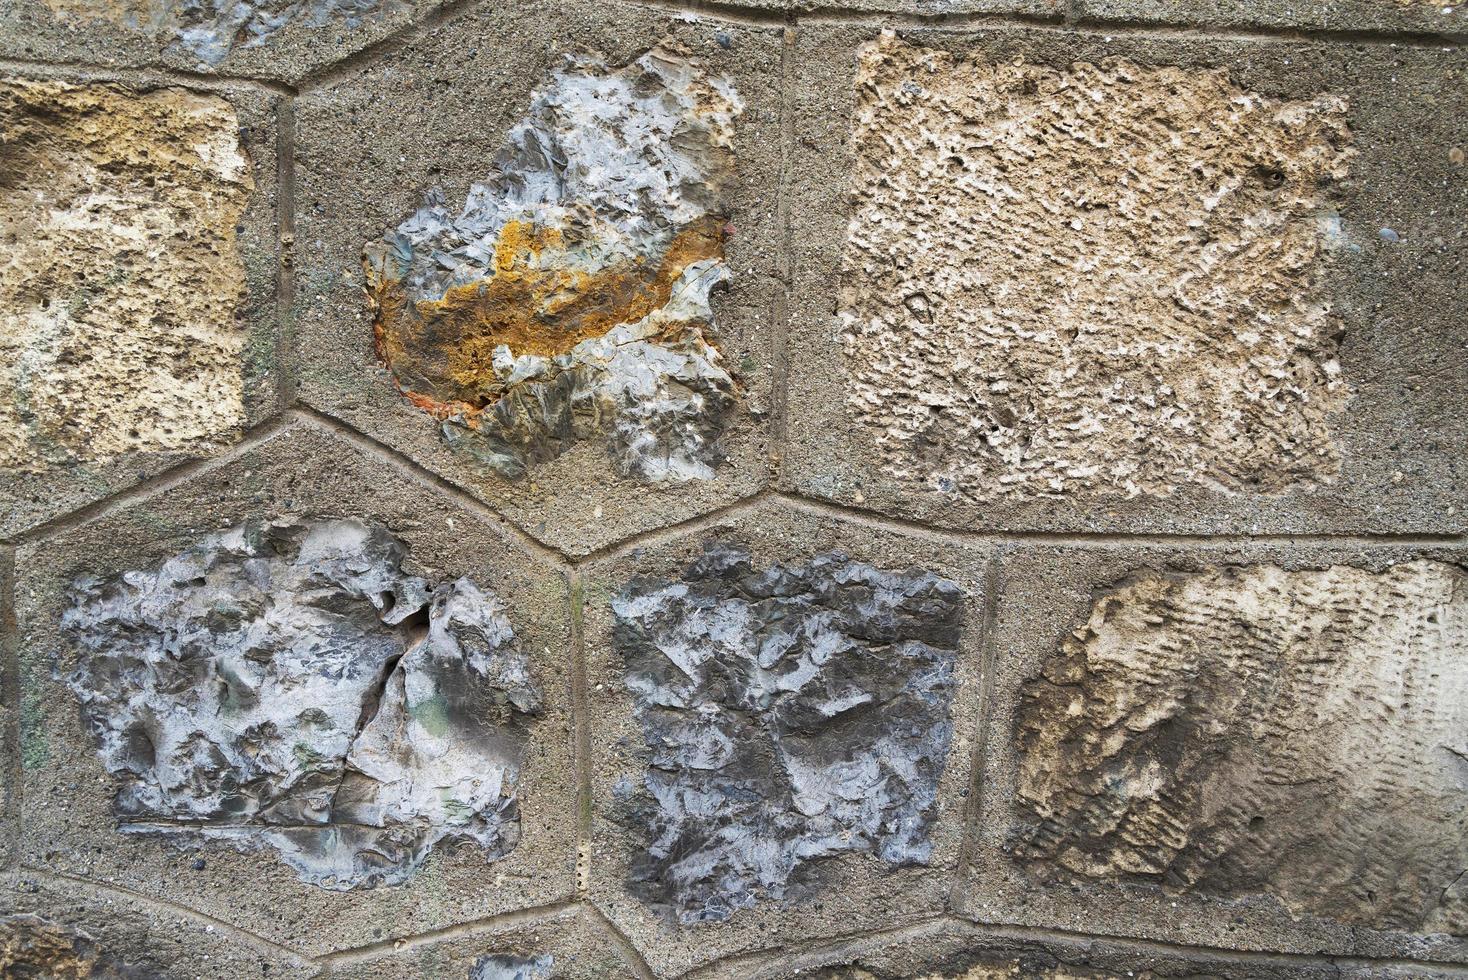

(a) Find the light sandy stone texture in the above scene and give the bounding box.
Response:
[581,500,990,977]
[0,0,431,84]
[13,420,578,957]
[329,906,644,979]
[0,874,312,978]
[961,542,1468,966]
[293,5,784,556]
[0,75,279,539]
[694,918,1446,980]
[783,27,1467,536]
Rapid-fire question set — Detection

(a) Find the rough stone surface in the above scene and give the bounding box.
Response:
[365,44,742,484]
[472,952,555,979]
[62,516,543,890]
[611,542,964,924]
[839,35,1354,502]
[1013,560,1468,934]
[0,913,138,978]
[0,78,252,475]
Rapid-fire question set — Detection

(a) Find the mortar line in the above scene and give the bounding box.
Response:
[568,569,594,899]
[275,95,300,409]
[791,7,1462,46]
[288,406,571,569]
[613,0,799,28]
[568,490,773,565]
[1065,0,1083,28]
[0,55,295,94]
[312,899,581,966]
[17,867,309,963]
[4,416,296,547]
[947,548,1002,914]
[772,492,1468,549]
[767,16,797,490]
[295,0,490,93]
[683,914,952,977]
[0,546,18,872]
[580,903,659,980]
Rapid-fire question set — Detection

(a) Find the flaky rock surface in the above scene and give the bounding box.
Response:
[839,36,1354,501]
[0,79,251,474]
[364,45,742,484]
[62,518,543,889]
[0,915,138,979]
[612,544,964,923]
[1014,560,1468,933]
[471,953,554,980]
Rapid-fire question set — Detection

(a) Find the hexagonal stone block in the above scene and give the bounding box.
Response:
[0,0,436,84]
[783,25,1467,536]
[0,75,280,539]
[580,499,991,976]
[0,873,312,977]
[292,4,786,556]
[328,906,643,978]
[963,541,1468,965]
[13,419,578,956]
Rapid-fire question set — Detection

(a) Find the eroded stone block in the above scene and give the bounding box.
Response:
[0,79,251,475]
[62,518,543,890]
[1014,560,1468,934]
[472,953,554,980]
[363,44,742,484]
[38,0,399,64]
[839,35,1355,501]
[611,543,964,923]
[0,914,136,979]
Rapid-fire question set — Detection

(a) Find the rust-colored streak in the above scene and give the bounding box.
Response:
[369,216,725,417]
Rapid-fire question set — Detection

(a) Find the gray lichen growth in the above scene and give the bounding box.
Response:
[611,544,964,923]
[62,518,542,890]
[471,953,554,980]
[364,45,743,484]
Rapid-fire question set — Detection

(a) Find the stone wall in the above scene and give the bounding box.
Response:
[0,0,1463,975]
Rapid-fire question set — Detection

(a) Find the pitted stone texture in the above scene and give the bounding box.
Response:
[63,517,543,890]
[0,914,137,979]
[0,79,251,475]
[611,543,964,924]
[839,36,1354,502]
[365,45,742,485]
[37,0,401,64]
[1014,560,1468,934]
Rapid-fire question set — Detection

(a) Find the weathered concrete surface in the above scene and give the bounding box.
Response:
[962,543,1468,966]
[696,919,1462,980]
[1081,0,1463,42]
[583,501,990,977]
[64,517,544,890]
[0,873,311,978]
[784,26,1467,536]
[0,75,280,540]
[293,7,784,556]
[0,0,428,84]
[13,420,577,956]
[364,44,742,485]
[330,906,642,979]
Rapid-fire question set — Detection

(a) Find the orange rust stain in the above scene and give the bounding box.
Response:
[369,216,725,419]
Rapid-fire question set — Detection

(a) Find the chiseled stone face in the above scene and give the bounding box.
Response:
[0,79,252,474]
[363,45,743,485]
[62,518,544,890]
[611,543,965,923]
[838,35,1354,502]
[1014,560,1468,934]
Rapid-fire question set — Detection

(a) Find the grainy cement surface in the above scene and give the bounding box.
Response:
[0,0,1463,978]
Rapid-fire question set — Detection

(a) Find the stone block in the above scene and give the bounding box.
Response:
[1081,0,1463,42]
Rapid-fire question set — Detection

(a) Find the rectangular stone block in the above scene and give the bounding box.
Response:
[962,540,1468,964]
[783,25,1467,536]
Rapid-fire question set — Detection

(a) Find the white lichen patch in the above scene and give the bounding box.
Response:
[1015,561,1468,934]
[839,36,1355,500]
[0,79,251,475]
[39,0,400,65]
[62,519,543,890]
[364,45,743,484]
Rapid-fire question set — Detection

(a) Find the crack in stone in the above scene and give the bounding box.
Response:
[61,517,543,890]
